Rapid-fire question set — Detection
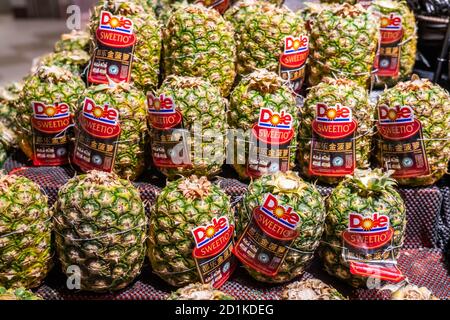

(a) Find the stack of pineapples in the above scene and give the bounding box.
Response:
[0,0,449,301]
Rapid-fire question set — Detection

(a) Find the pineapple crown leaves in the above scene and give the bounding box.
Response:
[263,171,308,195]
[346,168,398,193]
[282,279,347,300]
[177,175,212,200]
[395,74,436,92]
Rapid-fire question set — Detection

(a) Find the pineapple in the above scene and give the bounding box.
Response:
[390,284,439,300]
[54,30,90,53]
[298,77,374,185]
[90,0,162,91]
[370,0,417,87]
[374,75,450,186]
[148,76,228,179]
[0,174,52,289]
[281,279,346,300]
[0,82,22,150]
[225,0,306,77]
[16,66,86,165]
[74,83,147,181]
[0,287,42,300]
[54,170,147,292]
[229,69,299,180]
[168,283,234,300]
[148,175,234,287]
[163,4,236,96]
[234,171,326,283]
[308,3,379,88]
[32,50,91,76]
[320,169,406,288]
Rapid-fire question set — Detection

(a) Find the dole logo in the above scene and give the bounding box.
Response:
[258,108,293,130]
[32,102,69,119]
[349,213,390,233]
[261,194,300,230]
[284,35,309,54]
[99,11,134,35]
[192,216,230,248]
[316,103,352,123]
[378,104,414,124]
[83,98,119,126]
[380,13,402,31]
[147,93,175,114]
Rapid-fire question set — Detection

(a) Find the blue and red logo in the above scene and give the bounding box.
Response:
[80,98,121,138]
[343,213,394,250]
[378,105,414,124]
[192,216,234,258]
[257,108,293,130]
[312,103,357,139]
[316,103,352,123]
[99,11,134,35]
[31,101,71,134]
[147,93,182,130]
[380,13,402,31]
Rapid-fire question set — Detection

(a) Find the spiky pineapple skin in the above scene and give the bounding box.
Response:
[148,176,233,287]
[90,0,162,91]
[308,3,379,88]
[225,0,305,77]
[150,76,228,178]
[229,70,299,180]
[54,30,90,53]
[0,82,22,151]
[168,283,234,300]
[320,170,406,288]
[54,171,147,292]
[78,84,147,181]
[16,67,86,162]
[163,4,236,97]
[32,50,90,76]
[236,171,326,283]
[374,77,450,186]
[281,279,346,300]
[0,174,52,289]
[370,0,417,88]
[298,78,374,185]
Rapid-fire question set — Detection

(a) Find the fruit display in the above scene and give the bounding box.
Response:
[308,3,379,88]
[54,30,90,53]
[162,4,236,96]
[320,169,406,288]
[148,76,228,178]
[225,0,306,85]
[234,171,326,283]
[54,171,147,292]
[0,174,52,289]
[16,66,86,166]
[148,175,235,287]
[229,69,299,179]
[168,283,234,300]
[89,0,161,91]
[0,287,42,300]
[298,77,374,185]
[374,75,450,186]
[281,279,346,300]
[370,0,417,88]
[73,83,147,181]
[390,284,439,300]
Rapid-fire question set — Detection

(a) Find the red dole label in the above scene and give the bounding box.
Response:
[192,216,235,288]
[31,102,71,134]
[343,213,393,250]
[79,98,121,139]
[375,13,403,77]
[252,108,294,145]
[377,105,419,140]
[96,11,136,48]
[312,103,357,139]
[147,93,182,130]
[192,216,234,259]
[379,14,403,44]
[280,35,309,68]
[233,194,301,276]
[254,193,300,241]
